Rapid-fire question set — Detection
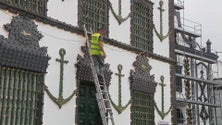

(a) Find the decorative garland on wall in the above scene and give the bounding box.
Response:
[109,64,131,114]
[44,48,76,109]
[183,57,193,124]
[154,76,172,119]
[109,0,131,25]
[153,0,169,42]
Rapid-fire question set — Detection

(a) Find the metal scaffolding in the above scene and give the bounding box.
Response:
[174,0,222,124]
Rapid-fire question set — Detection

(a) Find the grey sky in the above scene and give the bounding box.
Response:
[184,0,222,60]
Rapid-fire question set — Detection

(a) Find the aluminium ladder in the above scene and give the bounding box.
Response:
[83,25,115,125]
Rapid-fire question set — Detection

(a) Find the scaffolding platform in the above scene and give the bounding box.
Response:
[175,26,201,38]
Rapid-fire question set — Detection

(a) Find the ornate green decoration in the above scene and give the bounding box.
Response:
[154,0,169,42]
[109,0,131,25]
[109,64,131,114]
[155,75,172,119]
[184,57,193,124]
[45,48,76,109]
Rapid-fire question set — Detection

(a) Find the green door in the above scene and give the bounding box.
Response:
[79,81,102,125]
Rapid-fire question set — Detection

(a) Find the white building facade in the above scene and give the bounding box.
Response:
[0,0,176,125]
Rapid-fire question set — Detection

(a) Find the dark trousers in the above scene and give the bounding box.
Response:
[92,55,104,81]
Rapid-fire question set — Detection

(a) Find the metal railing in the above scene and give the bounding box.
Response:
[175,17,202,37]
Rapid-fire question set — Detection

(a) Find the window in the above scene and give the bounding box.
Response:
[131,91,154,125]
[131,0,153,52]
[78,0,108,34]
[0,0,47,16]
[0,67,44,125]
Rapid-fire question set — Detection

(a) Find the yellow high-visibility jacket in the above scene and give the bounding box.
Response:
[90,33,104,56]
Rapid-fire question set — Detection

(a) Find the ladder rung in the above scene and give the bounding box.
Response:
[103,99,109,101]
[105,104,111,108]
[99,84,105,87]
[101,90,107,93]
[106,117,113,119]
[106,108,112,111]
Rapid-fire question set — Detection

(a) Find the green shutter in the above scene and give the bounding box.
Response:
[78,81,102,125]
[0,67,43,125]
[79,0,108,33]
[132,0,153,52]
[132,91,154,125]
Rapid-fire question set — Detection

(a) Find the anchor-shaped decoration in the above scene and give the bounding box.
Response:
[45,48,76,109]
[109,0,131,25]
[109,64,131,114]
[155,76,172,119]
[154,0,169,42]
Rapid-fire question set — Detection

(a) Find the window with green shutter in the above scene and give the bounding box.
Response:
[78,0,108,34]
[0,67,44,125]
[130,54,157,125]
[0,0,47,16]
[0,16,49,125]
[131,91,154,125]
[131,0,153,52]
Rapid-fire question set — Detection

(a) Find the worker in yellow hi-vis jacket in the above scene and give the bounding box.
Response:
[90,27,107,83]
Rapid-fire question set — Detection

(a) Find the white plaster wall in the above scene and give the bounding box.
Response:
[0,9,83,125]
[109,0,171,54]
[106,48,173,124]
[151,3,172,121]
[0,4,172,124]
[105,44,136,124]
[0,10,14,37]
[46,0,170,59]
[47,0,78,26]
[37,23,85,125]
[109,0,131,45]
[149,59,172,124]
[152,0,170,58]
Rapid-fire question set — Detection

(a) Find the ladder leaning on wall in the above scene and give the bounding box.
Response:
[83,24,115,125]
